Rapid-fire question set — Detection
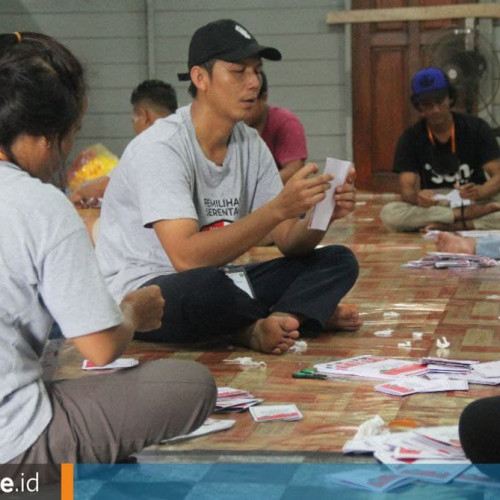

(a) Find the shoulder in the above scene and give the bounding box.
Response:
[268,105,303,125]
[398,120,426,143]
[454,112,493,134]
[0,165,84,240]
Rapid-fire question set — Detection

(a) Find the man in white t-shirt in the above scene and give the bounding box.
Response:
[96,19,360,355]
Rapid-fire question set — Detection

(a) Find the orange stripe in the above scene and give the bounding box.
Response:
[61,463,74,500]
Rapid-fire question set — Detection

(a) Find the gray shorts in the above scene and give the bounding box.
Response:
[7,359,216,484]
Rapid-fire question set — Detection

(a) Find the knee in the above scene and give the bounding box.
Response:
[318,245,359,282]
[380,202,405,232]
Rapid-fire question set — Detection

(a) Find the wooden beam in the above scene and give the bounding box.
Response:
[326,4,500,25]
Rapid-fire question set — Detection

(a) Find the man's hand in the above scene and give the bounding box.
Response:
[417,189,437,208]
[456,182,481,201]
[121,285,165,332]
[272,163,333,220]
[331,167,356,222]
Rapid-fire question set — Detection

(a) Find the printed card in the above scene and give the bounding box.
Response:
[82,358,139,370]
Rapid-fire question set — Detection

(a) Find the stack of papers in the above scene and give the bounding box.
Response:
[344,426,469,467]
[215,387,263,413]
[313,355,500,396]
[249,404,303,423]
[403,252,497,269]
[314,355,428,381]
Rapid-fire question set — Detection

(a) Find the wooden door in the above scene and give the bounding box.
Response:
[352,0,475,192]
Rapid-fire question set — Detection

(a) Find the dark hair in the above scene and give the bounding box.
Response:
[188,59,217,98]
[130,79,178,113]
[0,32,86,164]
[258,70,267,99]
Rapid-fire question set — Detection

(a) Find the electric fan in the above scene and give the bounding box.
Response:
[423,26,500,121]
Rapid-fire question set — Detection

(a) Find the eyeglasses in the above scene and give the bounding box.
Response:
[418,96,448,111]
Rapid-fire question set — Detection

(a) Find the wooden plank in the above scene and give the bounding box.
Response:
[326,4,500,25]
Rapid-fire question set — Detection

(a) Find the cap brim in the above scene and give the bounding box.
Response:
[178,43,282,82]
[221,43,282,63]
[412,88,448,103]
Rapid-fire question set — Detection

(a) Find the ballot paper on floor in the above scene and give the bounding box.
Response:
[161,418,235,443]
[326,468,414,492]
[215,386,263,413]
[375,376,468,396]
[308,157,351,231]
[344,425,470,484]
[403,252,497,269]
[249,404,302,422]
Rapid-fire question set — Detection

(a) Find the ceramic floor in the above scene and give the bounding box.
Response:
[57,193,500,460]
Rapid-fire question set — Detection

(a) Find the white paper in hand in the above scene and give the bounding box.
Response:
[308,158,352,231]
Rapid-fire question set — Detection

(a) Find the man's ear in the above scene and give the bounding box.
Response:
[191,65,210,93]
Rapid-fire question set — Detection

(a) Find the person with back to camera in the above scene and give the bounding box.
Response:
[96,19,362,357]
[380,67,500,233]
[0,32,216,484]
[244,70,308,184]
[69,79,178,206]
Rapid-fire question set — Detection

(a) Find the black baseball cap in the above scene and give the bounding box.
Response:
[177,19,282,81]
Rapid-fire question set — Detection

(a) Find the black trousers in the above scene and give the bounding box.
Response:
[137,245,359,343]
[459,396,500,475]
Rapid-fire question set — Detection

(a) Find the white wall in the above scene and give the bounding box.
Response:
[0,0,348,167]
[1,0,499,167]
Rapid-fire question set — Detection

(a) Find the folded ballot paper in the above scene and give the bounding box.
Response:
[308,158,352,231]
[161,418,235,444]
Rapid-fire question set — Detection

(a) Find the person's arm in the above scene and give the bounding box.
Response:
[71,285,164,366]
[279,159,305,184]
[458,159,500,201]
[398,171,436,207]
[153,163,333,271]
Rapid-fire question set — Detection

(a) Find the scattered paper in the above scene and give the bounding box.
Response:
[308,157,351,231]
[374,329,393,337]
[288,340,308,354]
[436,336,450,349]
[82,358,139,370]
[353,415,389,440]
[161,418,235,443]
[249,404,303,422]
[223,357,267,368]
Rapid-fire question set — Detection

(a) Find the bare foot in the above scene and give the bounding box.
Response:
[435,232,476,255]
[236,314,300,355]
[325,304,362,331]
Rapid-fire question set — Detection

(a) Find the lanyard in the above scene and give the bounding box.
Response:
[0,151,8,161]
[427,121,456,154]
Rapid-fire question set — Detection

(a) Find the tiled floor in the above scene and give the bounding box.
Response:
[58,193,500,460]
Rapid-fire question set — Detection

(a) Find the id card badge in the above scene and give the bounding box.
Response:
[223,266,255,298]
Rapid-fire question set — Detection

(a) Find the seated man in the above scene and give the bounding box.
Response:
[96,19,361,355]
[69,79,178,206]
[380,67,500,232]
[244,71,307,184]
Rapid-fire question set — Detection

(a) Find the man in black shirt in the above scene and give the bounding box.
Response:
[380,67,500,232]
